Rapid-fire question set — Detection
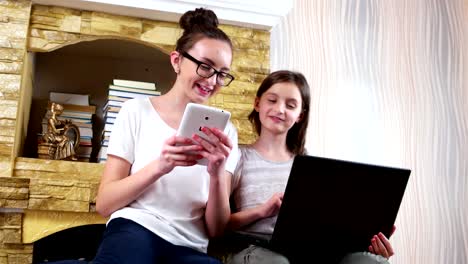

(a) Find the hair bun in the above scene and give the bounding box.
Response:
[179,8,219,32]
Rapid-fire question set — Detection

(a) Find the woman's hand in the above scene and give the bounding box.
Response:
[368,225,396,259]
[156,135,204,175]
[192,127,233,177]
[260,192,284,218]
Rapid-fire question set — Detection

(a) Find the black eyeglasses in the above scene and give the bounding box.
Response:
[181,52,235,87]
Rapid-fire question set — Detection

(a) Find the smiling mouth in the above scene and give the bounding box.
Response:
[196,83,212,95]
[270,116,284,122]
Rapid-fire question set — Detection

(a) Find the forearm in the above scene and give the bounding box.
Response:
[228,206,264,231]
[96,161,163,217]
[205,172,231,238]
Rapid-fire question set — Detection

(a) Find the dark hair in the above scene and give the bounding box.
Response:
[248,70,311,155]
[176,8,232,53]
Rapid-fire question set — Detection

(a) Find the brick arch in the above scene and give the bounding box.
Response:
[27,34,173,55]
[27,5,181,54]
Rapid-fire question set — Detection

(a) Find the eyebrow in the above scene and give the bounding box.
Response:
[200,56,230,72]
[265,92,300,103]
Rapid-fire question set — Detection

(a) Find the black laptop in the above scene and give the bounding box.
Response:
[269,155,411,263]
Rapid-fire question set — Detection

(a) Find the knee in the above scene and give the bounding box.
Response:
[340,252,389,264]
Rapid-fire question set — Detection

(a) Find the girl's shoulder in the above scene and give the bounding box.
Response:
[238,144,257,159]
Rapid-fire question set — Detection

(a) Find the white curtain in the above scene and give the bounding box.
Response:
[270,0,468,263]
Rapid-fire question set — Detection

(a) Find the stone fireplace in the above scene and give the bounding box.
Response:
[0,1,274,263]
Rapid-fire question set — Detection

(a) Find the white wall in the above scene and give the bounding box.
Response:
[270,0,468,263]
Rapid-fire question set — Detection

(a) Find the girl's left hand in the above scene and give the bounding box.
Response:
[192,127,232,177]
[368,225,396,259]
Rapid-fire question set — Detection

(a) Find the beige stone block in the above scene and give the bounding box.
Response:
[0,178,28,189]
[0,136,14,144]
[232,54,269,75]
[0,119,15,127]
[220,94,254,105]
[60,14,81,33]
[0,127,14,137]
[3,228,21,244]
[141,26,181,46]
[48,6,81,17]
[0,213,22,226]
[0,99,17,119]
[252,30,270,42]
[0,144,12,156]
[0,186,28,199]
[219,25,254,39]
[29,181,90,202]
[0,48,23,63]
[89,183,98,203]
[0,199,28,209]
[80,11,92,34]
[142,20,179,29]
[0,36,25,50]
[32,28,80,43]
[27,37,58,52]
[30,15,60,28]
[30,5,53,17]
[0,157,11,174]
[0,1,31,20]
[0,23,28,40]
[7,254,32,264]
[90,12,142,38]
[0,242,32,251]
[28,198,89,212]
[13,158,103,182]
[0,61,22,74]
[230,71,267,84]
[223,81,259,96]
[0,74,21,98]
[232,37,269,50]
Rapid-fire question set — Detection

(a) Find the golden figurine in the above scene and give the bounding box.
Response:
[39,102,80,160]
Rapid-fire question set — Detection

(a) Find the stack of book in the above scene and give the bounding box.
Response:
[40,92,96,162]
[98,79,160,163]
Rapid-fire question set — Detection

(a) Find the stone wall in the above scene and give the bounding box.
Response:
[0,0,31,178]
[0,1,271,263]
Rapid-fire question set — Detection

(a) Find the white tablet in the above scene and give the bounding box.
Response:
[176,103,231,165]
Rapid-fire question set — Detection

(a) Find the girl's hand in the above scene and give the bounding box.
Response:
[156,135,203,175]
[193,127,232,177]
[260,192,284,218]
[368,225,396,259]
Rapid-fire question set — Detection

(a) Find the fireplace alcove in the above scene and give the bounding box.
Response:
[32,224,105,263]
[23,38,176,161]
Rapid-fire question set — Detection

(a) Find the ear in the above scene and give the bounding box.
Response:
[254,97,260,112]
[170,51,181,74]
[296,111,304,123]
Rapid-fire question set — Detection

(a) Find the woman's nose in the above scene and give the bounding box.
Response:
[206,73,218,86]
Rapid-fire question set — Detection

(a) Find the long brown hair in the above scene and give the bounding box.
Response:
[176,8,232,53]
[248,70,311,155]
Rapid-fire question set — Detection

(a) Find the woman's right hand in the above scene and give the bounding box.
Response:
[155,135,204,175]
[260,192,284,218]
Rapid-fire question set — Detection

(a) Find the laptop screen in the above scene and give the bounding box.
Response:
[270,155,410,263]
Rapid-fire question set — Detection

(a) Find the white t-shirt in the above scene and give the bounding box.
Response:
[231,145,293,239]
[106,98,239,253]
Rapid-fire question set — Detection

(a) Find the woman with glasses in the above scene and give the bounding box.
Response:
[42,8,238,264]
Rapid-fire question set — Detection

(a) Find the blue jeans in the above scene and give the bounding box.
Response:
[226,245,390,264]
[43,218,221,264]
